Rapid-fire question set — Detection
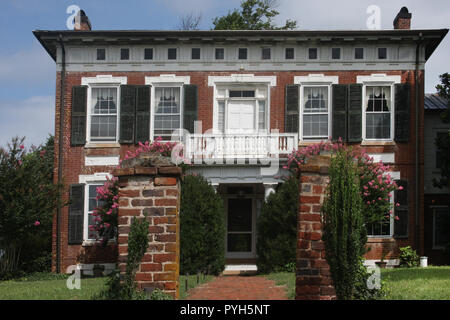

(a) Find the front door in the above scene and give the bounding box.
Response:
[226,101,255,134]
[226,198,256,259]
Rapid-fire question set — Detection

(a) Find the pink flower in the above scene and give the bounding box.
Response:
[34,221,40,226]
[20,145,24,150]
[398,186,404,190]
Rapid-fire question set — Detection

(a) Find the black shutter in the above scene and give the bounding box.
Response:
[68,184,85,245]
[285,84,300,133]
[394,179,409,238]
[119,85,136,144]
[394,83,410,143]
[71,86,87,146]
[135,85,151,144]
[347,84,363,142]
[332,84,348,142]
[183,84,198,133]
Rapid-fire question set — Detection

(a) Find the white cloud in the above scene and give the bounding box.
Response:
[0,95,54,148]
[0,44,55,85]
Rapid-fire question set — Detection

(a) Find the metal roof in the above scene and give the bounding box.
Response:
[425,94,449,110]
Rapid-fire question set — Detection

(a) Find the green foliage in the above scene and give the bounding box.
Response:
[399,246,419,268]
[180,174,225,275]
[353,258,388,300]
[149,288,173,300]
[0,135,64,279]
[434,73,450,189]
[256,176,298,273]
[95,216,149,300]
[322,148,367,300]
[213,0,297,30]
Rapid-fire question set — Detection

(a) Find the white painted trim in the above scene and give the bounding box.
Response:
[356,73,401,84]
[145,74,190,85]
[85,156,120,166]
[208,74,277,87]
[294,74,339,85]
[81,75,127,86]
[79,172,113,184]
[367,153,395,164]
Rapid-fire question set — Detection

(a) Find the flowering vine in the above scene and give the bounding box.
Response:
[285,138,400,225]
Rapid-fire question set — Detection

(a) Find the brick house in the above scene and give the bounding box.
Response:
[33,7,448,274]
[423,94,450,265]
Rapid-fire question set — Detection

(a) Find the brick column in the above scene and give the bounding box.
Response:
[113,159,181,299]
[296,155,336,300]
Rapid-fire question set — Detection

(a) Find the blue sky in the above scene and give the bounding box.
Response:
[0,0,448,148]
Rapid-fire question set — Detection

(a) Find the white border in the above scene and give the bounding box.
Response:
[208,74,277,87]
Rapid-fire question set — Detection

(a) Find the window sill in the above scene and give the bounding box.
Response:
[82,239,117,247]
[85,142,121,149]
[360,141,396,146]
[367,237,396,243]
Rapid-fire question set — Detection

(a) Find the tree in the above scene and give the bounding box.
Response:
[213,0,297,30]
[178,12,202,30]
[0,135,64,279]
[433,73,450,189]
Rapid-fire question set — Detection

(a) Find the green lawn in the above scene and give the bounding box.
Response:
[381,266,450,300]
[0,273,107,300]
[262,272,296,300]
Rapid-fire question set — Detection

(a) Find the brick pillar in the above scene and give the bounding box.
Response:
[113,159,181,299]
[296,155,336,300]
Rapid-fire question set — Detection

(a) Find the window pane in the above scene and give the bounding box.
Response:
[96,48,105,61]
[309,48,317,59]
[227,234,252,252]
[168,48,177,60]
[154,87,181,140]
[366,113,390,139]
[304,87,328,112]
[120,48,129,60]
[191,48,200,59]
[285,48,294,59]
[258,100,266,130]
[238,48,247,59]
[92,88,117,114]
[218,101,225,133]
[378,48,387,59]
[262,48,271,60]
[144,48,153,60]
[215,48,224,60]
[332,48,341,59]
[355,48,364,59]
[303,114,328,137]
[366,86,391,112]
[90,116,117,141]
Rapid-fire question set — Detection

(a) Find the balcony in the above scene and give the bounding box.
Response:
[185,133,298,162]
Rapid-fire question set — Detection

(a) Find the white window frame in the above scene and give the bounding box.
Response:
[432,206,450,250]
[357,74,401,142]
[79,173,112,243]
[208,74,277,135]
[294,74,338,142]
[82,75,127,144]
[145,75,190,141]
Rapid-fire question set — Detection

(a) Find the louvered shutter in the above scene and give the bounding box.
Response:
[119,85,136,144]
[68,184,85,244]
[71,86,87,146]
[394,179,409,238]
[332,84,348,141]
[135,85,151,144]
[183,85,198,133]
[285,84,300,133]
[347,84,363,142]
[394,83,411,143]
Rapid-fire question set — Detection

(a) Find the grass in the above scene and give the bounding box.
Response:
[0,273,108,300]
[179,273,215,300]
[261,272,296,300]
[381,266,450,300]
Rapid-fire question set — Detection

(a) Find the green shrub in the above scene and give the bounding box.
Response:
[180,174,225,275]
[150,288,173,300]
[322,148,367,300]
[399,246,419,268]
[353,258,388,300]
[256,176,298,273]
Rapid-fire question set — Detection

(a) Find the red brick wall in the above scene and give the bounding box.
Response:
[52,69,424,271]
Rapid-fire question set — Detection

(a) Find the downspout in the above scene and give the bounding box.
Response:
[56,34,66,273]
[414,33,423,254]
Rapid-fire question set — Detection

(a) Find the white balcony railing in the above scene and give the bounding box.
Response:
[185,133,298,161]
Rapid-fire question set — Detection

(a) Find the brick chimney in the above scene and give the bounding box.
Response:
[393,7,412,30]
[74,10,92,31]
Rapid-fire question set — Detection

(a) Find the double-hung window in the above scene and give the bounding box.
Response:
[86,184,105,241]
[364,86,392,140]
[90,87,118,142]
[301,86,329,139]
[154,87,181,141]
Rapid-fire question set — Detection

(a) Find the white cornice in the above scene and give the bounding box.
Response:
[81,75,127,85]
[357,73,401,84]
[145,74,190,85]
[294,74,339,85]
[208,74,277,87]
